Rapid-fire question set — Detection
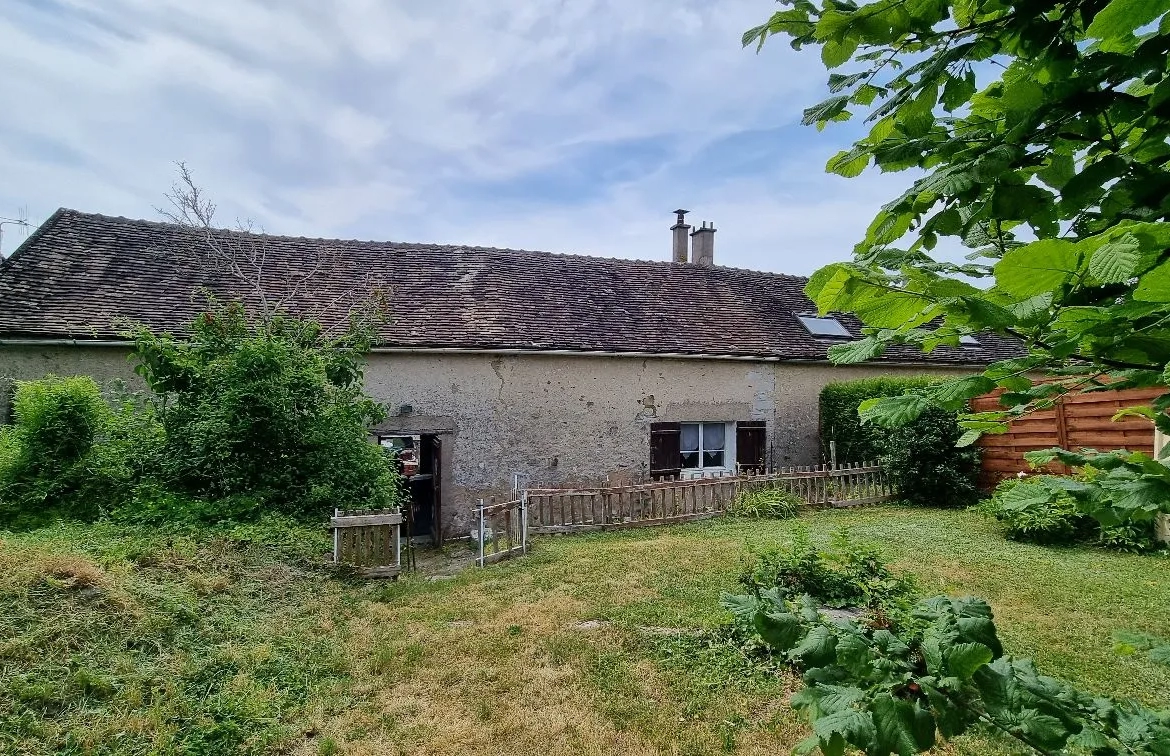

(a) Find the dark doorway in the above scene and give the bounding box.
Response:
[378,434,443,543]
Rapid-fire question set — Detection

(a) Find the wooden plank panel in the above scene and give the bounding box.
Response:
[330,513,403,528]
[1065,417,1156,432]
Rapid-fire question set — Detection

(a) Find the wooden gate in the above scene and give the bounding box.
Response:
[331,508,403,578]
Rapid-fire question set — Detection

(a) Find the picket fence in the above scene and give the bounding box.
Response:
[526,462,889,534]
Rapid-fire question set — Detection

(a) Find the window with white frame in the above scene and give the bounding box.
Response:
[680,422,728,470]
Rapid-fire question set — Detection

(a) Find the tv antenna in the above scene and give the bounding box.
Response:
[0,207,32,256]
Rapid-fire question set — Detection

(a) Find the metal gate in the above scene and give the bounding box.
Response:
[473,495,528,567]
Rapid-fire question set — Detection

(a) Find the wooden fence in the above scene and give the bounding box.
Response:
[474,497,528,566]
[739,462,893,508]
[527,462,890,534]
[331,508,402,578]
[974,387,1162,488]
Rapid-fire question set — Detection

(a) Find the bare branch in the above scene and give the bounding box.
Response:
[155,162,392,338]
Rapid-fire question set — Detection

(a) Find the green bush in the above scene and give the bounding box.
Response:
[728,486,800,519]
[131,304,400,518]
[0,376,133,525]
[980,476,1094,545]
[740,527,917,629]
[820,377,980,507]
[880,406,981,507]
[819,376,941,463]
[1097,521,1161,554]
[982,473,1164,553]
[8,375,107,473]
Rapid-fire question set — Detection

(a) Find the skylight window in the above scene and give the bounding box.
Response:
[959,335,980,346]
[797,314,851,338]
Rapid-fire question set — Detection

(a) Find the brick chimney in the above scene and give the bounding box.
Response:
[670,209,690,263]
[690,221,715,266]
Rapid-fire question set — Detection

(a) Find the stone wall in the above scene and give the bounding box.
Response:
[0,344,971,537]
[362,351,970,534]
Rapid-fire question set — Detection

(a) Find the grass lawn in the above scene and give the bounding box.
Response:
[2,506,1168,755]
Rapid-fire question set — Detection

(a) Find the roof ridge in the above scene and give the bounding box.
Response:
[54,208,810,282]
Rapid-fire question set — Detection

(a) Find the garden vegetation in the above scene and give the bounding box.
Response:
[0,303,399,528]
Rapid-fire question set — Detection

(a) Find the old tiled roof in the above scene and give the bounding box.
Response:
[0,209,1021,364]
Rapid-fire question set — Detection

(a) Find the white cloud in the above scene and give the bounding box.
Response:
[0,0,915,275]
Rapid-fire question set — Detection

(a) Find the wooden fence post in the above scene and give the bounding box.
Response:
[1157,427,1169,544]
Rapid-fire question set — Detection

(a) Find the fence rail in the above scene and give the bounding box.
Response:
[331,508,402,578]
[526,462,889,534]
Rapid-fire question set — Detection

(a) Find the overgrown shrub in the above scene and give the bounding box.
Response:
[979,476,1093,545]
[880,406,980,507]
[0,376,148,526]
[131,304,399,518]
[819,376,941,463]
[740,527,917,630]
[728,486,800,519]
[982,471,1165,553]
[820,378,980,507]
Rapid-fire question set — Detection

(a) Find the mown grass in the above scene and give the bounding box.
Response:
[2,506,1167,755]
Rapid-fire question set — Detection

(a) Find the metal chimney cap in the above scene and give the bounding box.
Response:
[673,209,689,224]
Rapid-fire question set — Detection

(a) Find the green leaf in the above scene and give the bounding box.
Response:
[827,148,871,178]
[1015,709,1071,752]
[1086,0,1169,40]
[899,84,939,138]
[790,625,839,668]
[822,38,859,68]
[994,240,1080,297]
[817,685,868,715]
[813,708,877,747]
[1134,261,1170,302]
[872,694,936,755]
[945,642,993,680]
[828,337,885,365]
[858,394,931,428]
[1061,155,1128,213]
[929,376,997,409]
[835,632,875,675]
[803,96,850,127]
[1068,726,1111,751]
[1149,645,1170,666]
[1112,405,1157,422]
[719,592,759,623]
[1037,152,1075,190]
[755,610,804,652]
[956,429,983,447]
[1088,232,1141,283]
[940,71,976,112]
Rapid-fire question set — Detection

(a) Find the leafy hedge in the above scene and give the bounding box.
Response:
[820,377,980,507]
[819,377,942,463]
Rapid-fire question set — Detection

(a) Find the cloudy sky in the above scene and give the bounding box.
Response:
[0,0,910,273]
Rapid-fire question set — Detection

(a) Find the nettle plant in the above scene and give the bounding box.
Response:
[744,0,1170,464]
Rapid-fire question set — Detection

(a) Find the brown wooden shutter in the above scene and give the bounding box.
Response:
[736,421,767,474]
[649,422,681,480]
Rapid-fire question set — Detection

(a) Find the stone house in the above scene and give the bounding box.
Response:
[0,209,1019,541]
